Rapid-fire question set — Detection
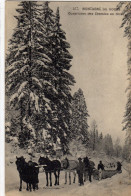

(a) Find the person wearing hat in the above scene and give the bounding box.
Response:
[77,157,85,186]
[97,160,105,180]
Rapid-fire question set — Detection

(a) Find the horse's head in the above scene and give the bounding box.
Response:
[16,156,26,170]
[16,156,26,163]
[38,156,49,166]
[61,158,69,169]
[89,161,95,169]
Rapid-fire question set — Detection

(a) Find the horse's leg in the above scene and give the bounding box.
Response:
[86,170,88,181]
[26,183,29,191]
[36,183,39,190]
[19,178,22,191]
[33,183,35,191]
[89,172,92,182]
[29,183,32,192]
[49,172,52,186]
[84,172,85,182]
[86,171,88,181]
[54,171,57,186]
[57,170,60,185]
[69,171,71,185]
[45,172,49,186]
[73,171,76,183]
[84,170,86,182]
[65,171,67,184]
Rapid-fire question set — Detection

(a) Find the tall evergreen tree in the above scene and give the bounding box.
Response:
[6,2,75,151]
[41,3,75,153]
[117,2,131,161]
[6,1,55,147]
[70,88,89,146]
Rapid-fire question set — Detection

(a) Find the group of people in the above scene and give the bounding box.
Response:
[77,157,105,186]
[76,158,122,186]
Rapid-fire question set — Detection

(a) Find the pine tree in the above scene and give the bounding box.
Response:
[40,3,75,153]
[89,120,98,151]
[6,1,54,147]
[117,2,131,161]
[103,134,114,156]
[6,2,75,152]
[99,132,103,140]
[70,88,89,147]
[114,138,122,158]
[98,132,103,151]
[122,143,130,160]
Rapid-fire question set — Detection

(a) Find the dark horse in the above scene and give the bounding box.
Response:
[38,156,61,186]
[16,156,39,191]
[83,157,95,182]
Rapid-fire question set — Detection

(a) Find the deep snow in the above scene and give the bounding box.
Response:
[5,143,131,196]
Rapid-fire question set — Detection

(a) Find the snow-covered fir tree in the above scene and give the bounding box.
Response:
[40,3,75,153]
[6,1,55,147]
[6,2,75,152]
[117,2,131,161]
[70,88,89,147]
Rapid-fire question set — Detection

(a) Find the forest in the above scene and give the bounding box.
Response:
[5,1,131,162]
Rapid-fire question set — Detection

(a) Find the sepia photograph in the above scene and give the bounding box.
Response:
[5,1,131,196]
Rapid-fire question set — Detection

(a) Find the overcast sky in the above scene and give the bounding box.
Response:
[5,1,128,144]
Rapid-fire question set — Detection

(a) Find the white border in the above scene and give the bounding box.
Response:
[0,0,128,196]
[0,0,5,196]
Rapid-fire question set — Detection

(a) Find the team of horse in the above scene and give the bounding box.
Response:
[16,156,122,191]
[38,156,61,186]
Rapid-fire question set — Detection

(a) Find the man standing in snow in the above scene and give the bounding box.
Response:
[77,157,85,186]
[98,161,104,180]
[116,161,122,172]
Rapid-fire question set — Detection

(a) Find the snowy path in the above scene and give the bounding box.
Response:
[5,162,131,196]
[5,144,131,196]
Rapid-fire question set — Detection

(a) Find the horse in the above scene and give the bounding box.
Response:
[16,156,39,191]
[38,156,61,187]
[61,158,78,185]
[83,157,95,182]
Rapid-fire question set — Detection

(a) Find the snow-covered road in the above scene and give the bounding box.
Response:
[5,162,131,196]
[5,143,131,196]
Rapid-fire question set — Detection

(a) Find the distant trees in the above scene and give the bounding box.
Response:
[113,138,122,158]
[122,143,130,160]
[117,2,131,161]
[6,1,75,152]
[89,120,98,151]
[88,120,124,158]
[103,134,114,156]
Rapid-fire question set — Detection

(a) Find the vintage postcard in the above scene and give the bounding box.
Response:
[5,1,131,196]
